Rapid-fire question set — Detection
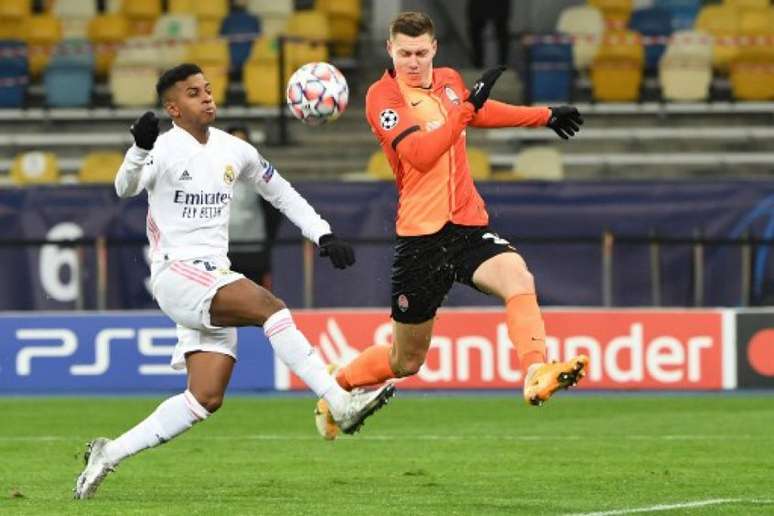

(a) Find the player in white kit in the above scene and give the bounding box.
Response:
[74,64,395,499]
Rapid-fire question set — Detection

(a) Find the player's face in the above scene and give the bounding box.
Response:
[165,73,217,126]
[387,33,437,88]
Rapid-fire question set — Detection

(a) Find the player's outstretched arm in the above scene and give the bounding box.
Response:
[115,111,160,198]
[251,162,354,269]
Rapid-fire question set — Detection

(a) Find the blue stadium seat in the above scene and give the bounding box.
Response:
[654,0,701,31]
[219,10,261,76]
[0,39,27,107]
[528,38,573,103]
[629,8,673,70]
[43,38,94,107]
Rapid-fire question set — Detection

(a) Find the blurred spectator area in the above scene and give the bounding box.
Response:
[1,0,773,185]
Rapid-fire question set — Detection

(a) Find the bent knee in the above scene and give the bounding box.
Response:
[192,392,224,413]
[393,355,425,377]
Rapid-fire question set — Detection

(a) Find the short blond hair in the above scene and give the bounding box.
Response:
[389,11,435,39]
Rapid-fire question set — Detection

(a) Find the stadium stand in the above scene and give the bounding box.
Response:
[43,38,94,107]
[51,0,97,38]
[121,0,162,36]
[512,146,565,181]
[23,14,62,77]
[0,40,27,107]
[556,4,605,71]
[78,150,124,183]
[87,13,129,77]
[0,0,30,39]
[590,31,644,101]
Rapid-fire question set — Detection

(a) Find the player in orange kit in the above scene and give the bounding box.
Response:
[315,11,589,439]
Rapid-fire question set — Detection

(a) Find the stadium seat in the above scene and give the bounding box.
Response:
[658,30,712,101]
[315,0,361,57]
[219,9,261,75]
[44,39,94,107]
[22,14,62,77]
[528,38,573,102]
[11,151,59,185]
[513,146,564,181]
[111,36,158,106]
[243,59,282,105]
[729,9,774,100]
[153,16,197,70]
[628,7,672,70]
[654,0,701,31]
[467,147,492,180]
[591,31,644,101]
[695,5,741,72]
[588,0,634,27]
[51,0,97,38]
[556,5,605,70]
[78,151,124,183]
[188,39,229,104]
[87,14,129,77]
[723,0,770,8]
[168,0,228,37]
[0,39,27,107]
[122,0,161,35]
[366,150,393,180]
[110,64,158,106]
[285,10,330,69]
[0,0,30,38]
[247,0,293,17]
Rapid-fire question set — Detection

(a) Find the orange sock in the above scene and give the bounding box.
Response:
[506,293,547,371]
[335,345,396,391]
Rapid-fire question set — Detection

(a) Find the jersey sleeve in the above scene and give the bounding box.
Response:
[365,84,476,173]
[114,144,160,198]
[244,146,332,244]
[471,100,551,128]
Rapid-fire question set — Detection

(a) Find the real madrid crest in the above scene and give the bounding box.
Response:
[223,165,235,185]
[445,86,460,105]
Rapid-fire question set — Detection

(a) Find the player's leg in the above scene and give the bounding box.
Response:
[210,278,394,434]
[471,248,588,405]
[73,349,228,500]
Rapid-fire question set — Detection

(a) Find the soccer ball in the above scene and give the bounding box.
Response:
[286,62,349,126]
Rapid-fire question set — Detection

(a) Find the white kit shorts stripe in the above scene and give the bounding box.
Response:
[151,255,244,370]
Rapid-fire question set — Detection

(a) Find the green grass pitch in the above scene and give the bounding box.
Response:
[1,394,772,515]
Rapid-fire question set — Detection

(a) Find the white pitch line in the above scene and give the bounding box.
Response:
[0,434,769,443]
[568,498,774,516]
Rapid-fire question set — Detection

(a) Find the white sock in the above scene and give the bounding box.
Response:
[103,390,210,464]
[264,308,349,414]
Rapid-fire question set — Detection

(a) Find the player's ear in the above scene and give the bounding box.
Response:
[386,38,392,58]
[431,38,437,56]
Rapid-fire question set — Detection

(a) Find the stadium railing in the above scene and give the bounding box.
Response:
[0,232,759,310]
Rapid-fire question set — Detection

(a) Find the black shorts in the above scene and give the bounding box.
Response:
[391,222,517,324]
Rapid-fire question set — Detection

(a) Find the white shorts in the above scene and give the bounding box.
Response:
[151,256,244,370]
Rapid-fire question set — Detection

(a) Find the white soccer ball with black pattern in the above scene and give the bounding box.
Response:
[286,62,349,126]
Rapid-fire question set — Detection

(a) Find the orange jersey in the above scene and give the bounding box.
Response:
[365,68,551,236]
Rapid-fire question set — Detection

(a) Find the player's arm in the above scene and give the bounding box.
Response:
[366,67,505,172]
[115,111,160,197]
[246,151,355,269]
[472,99,584,139]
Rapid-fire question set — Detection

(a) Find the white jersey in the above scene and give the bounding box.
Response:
[115,123,331,266]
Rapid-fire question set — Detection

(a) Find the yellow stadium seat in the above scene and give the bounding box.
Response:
[23,15,62,77]
[467,147,491,180]
[730,56,774,100]
[512,147,564,181]
[724,0,770,8]
[88,14,129,76]
[11,151,60,185]
[243,60,282,105]
[696,5,741,71]
[587,0,633,27]
[366,150,393,180]
[122,0,161,35]
[78,152,124,183]
[737,9,774,60]
[591,31,644,101]
[189,39,230,104]
[285,10,330,68]
[0,0,30,20]
[168,0,226,37]
[316,0,361,19]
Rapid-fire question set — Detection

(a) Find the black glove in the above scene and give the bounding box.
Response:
[466,66,506,111]
[130,111,160,150]
[319,233,355,270]
[547,106,583,139]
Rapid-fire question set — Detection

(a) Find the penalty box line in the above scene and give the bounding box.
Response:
[568,498,774,516]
